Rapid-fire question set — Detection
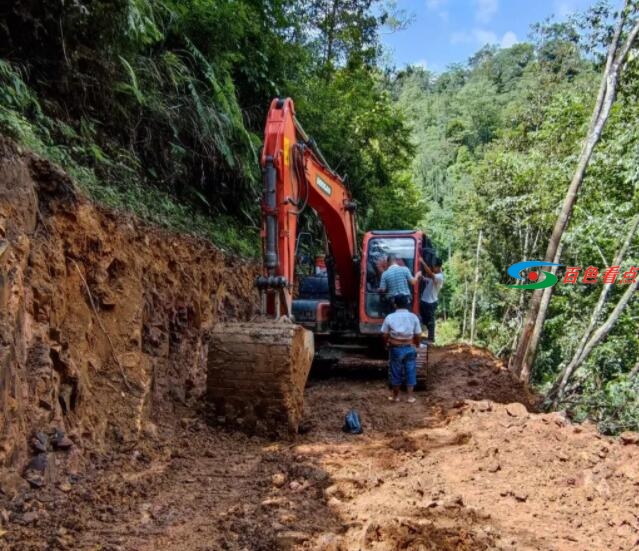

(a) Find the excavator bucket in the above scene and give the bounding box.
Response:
[206,322,314,438]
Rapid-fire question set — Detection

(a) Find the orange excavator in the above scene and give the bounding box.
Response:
[207,98,429,435]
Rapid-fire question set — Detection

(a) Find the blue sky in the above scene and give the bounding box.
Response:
[381,0,599,71]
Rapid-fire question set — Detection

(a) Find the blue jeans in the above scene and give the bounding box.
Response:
[389,345,417,387]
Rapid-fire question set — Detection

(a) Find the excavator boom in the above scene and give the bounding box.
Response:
[258,97,359,318]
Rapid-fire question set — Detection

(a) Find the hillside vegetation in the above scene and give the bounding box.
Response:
[0,0,420,255]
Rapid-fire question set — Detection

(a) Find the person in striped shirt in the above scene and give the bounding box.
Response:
[378,253,421,305]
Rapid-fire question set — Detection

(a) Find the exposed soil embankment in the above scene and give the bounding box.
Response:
[0,137,259,478]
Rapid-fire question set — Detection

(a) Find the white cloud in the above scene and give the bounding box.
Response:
[413,59,429,69]
[449,31,466,44]
[425,0,449,23]
[475,0,498,23]
[449,30,472,44]
[500,31,518,48]
[450,29,518,48]
[475,29,498,44]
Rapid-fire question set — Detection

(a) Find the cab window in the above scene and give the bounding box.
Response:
[364,237,416,318]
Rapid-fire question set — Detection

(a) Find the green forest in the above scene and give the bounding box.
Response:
[0,0,637,432]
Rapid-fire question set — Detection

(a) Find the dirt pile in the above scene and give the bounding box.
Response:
[0,137,259,479]
[3,344,638,550]
[301,347,639,551]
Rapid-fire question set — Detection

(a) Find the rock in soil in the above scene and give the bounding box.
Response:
[22,454,48,488]
[50,429,73,450]
[619,431,639,445]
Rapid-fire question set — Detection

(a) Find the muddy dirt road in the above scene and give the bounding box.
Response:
[4,345,639,551]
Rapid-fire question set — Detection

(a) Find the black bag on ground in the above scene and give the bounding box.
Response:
[342,409,363,434]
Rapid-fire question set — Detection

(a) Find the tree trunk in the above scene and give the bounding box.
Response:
[519,243,563,382]
[462,276,469,340]
[630,360,639,379]
[470,230,482,345]
[551,277,639,407]
[511,5,639,382]
[547,214,639,401]
[324,0,340,77]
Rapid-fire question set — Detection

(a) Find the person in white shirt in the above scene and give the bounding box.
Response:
[419,257,444,343]
[381,294,422,403]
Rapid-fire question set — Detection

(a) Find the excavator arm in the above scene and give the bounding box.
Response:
[257,97,359,319]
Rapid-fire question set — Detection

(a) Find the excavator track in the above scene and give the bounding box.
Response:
[314,342,429,390]
[207,322,314,438]
[415,345,428,389]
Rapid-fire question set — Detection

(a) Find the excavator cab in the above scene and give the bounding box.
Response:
[359,230,426,335]
[294,230,428,336]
